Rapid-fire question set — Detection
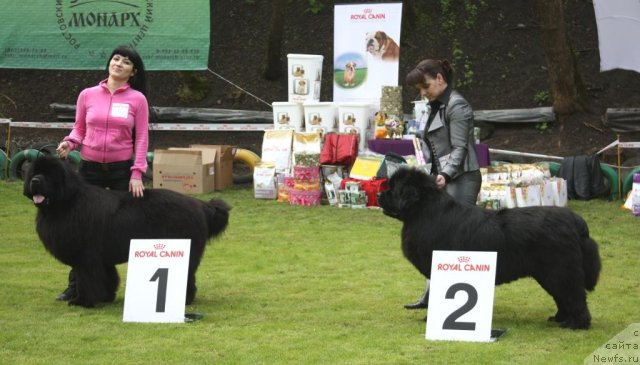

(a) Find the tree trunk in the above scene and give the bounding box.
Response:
[263,0,286,81]
[534,0,586,116]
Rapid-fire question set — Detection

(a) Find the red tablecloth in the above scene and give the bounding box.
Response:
[367,139,490,167]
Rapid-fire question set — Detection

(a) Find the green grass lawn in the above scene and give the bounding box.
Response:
[0,180,638,364]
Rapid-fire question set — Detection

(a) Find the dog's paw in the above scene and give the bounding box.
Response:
[547,315,562,322]
[547,310,568,323]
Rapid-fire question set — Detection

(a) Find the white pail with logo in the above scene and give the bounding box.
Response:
[303,101,336,136]
[272,102,304,131]
[287,54,324,103]
[338,102,372,152]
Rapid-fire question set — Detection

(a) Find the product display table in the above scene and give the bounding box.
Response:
[367,138,490,167]
[367,138,416,156]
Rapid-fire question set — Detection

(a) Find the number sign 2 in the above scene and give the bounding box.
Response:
[123,239,191,323]
[425,251,497,342]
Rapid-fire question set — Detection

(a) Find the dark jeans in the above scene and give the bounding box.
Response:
[79,160,132,191]
[445,170,482,205]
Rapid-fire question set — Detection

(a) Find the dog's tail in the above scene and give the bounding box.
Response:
[578,218,601,291]
[203,198,231,239]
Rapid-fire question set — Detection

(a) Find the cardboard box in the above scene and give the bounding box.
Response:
[189,145,234,190]
[153,148,217,194]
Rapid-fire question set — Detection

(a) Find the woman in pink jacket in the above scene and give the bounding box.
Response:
[55,45,150,301]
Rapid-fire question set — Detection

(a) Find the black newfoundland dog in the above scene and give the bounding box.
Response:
[378,167,601,329]
[23,156,231,308]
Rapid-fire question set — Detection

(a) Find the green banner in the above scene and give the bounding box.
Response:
[0,1,210,70]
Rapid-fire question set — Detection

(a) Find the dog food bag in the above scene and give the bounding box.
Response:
[293,131,322,166]
[482,165,510,183]
[512,164,548,185]
[478,183,516,209]
[262,129,294,173]
[514,185,542,207]
[294,153,320,167]
[253,162,278,199]
[541,180,556,206]
[549,177,568,207]
[293,131,322,153]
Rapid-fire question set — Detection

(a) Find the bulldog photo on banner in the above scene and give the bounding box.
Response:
[333,3,403,107]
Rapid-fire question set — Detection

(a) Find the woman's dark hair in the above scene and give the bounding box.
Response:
[106,45,148,97]
[405,59,455,87]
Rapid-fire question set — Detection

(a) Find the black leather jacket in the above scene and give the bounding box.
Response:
[422,87,479,180]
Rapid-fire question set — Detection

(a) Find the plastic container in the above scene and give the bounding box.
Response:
[632,173,640,216]
[303,101,336,135]
[272,102,304,131]
[337,102,372,152]
[287,54,323,103]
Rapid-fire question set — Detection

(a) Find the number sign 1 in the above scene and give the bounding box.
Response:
[123,239,191,323]
[425,250,497,342]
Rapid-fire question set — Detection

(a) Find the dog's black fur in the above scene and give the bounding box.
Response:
[23,156,231,308]
[377,167,601,329]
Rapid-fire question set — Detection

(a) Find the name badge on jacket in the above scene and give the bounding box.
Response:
[111,103,130,118]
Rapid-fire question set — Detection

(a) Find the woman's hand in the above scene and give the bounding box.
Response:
[56,141,70,158]
[129,178,145,198]
[435,174,447,189]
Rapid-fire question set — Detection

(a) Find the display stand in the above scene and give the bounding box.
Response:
[367,138,491,167]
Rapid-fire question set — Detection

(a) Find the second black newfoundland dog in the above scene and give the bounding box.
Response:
[378,167,601,329]
[23,156,231,308]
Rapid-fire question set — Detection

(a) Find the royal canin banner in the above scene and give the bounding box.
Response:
[0,0,210,70]
[333,2,403,106]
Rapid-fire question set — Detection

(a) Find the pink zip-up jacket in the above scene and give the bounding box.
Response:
[63,79,149,180]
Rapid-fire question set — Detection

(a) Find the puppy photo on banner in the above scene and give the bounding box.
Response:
[333,3,403,107]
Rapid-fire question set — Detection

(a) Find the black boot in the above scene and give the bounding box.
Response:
[404,281,429,310]
[56,269,77,301]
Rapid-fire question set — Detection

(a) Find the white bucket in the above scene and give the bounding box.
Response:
[337,102,372,151]
[272,102,304,131]
[303,101,336,135]
[287,54,323,103]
